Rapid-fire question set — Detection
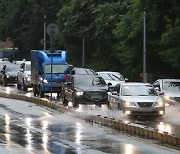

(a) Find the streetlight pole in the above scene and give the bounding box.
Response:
[44,15,46,50]
[82,37,85,67]
[143,11,147,82]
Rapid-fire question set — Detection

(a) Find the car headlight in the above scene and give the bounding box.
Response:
[154,100,164,106]
[43,79,48,83]
[26,77,31,82]
[76,91,83,96]
[6,75,10,78]
[124,101,135,106]
[164,95,171,101]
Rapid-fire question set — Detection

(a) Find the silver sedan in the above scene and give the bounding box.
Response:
[108,82,165,116]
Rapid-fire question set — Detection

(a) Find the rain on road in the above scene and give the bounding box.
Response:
[0,97,179,154]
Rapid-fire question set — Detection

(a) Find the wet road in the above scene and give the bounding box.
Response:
[0,97,179,154]
[1,85,180,138]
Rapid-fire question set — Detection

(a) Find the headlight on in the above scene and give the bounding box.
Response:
[154,101,164,106]
[76,91,83,96]
[124,101,135,106]
[43,79,48,83]
[164,95,171,100]
[6,75,10,78]
[26,77,31,82]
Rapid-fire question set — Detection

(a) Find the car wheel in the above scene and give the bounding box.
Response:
[39,88,44,98]
[72,93,79,108]
[17,81,22,89]
[107,101,112,110]
[3,77,7,86]
[33,85,39,97]
[23,81,28,91]
[62,91,68,106]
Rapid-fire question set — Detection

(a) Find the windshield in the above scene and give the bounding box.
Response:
[75,76,106,87]
[44,64,70,74]
[162,81,180,91]
[26,64,31,71]
[6,64,20,72]
[121,85,158,96]
[100,73,124,81]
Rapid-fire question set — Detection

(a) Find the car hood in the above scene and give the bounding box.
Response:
[24,71,31,76]
[163,90,180,97]
[120,96,160,102]
[6,72,17,77]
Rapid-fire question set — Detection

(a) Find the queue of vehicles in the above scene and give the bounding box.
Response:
[0,51,180,117]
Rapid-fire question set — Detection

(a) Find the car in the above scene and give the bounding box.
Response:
[17,61,32,91]
[0,63,21,86]
[61,74,108,107]
[108,82,165,116]
[72,67,97,75]
[153,79,180,105]
[97,71,127,90]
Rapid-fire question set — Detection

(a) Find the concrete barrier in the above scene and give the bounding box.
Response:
[0,91,180,150]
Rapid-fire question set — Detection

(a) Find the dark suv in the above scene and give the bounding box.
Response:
[0,63,20,86]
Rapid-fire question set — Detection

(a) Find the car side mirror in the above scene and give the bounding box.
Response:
[125,78,128,81]
[67,82,72,86]
[108,82,112,86]
[71,70,75,75]
[112,91,118,96]
[154,87,160,91]
[158,92,164,96]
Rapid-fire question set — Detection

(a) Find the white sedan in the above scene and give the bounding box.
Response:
[153,79,180,105]
[108,82,165,116]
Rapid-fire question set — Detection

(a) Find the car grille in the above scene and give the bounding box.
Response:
[84,91,107,101]
[174,97,180,102]
[137,102,153,107]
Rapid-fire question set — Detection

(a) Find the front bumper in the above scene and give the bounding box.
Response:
[41,83,62,93]
[76,95,108,105]
[123,106,165,115]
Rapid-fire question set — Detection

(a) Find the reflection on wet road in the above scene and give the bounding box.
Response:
[0,98,178,153]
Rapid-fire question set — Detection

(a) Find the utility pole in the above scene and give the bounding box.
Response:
[82,37,85,67]
[44,15,46,50]
[143,11,147,83]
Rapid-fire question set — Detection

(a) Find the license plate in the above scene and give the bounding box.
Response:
[91,95,102,99]
[53,84,61,87]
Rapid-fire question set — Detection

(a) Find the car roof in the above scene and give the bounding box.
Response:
[97,71,121,74]
[161,79,180,82]
[120,82,152,86]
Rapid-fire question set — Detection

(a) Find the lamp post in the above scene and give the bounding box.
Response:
[82,37,85,67]
[143,11,147,82]
[44,15,46,50]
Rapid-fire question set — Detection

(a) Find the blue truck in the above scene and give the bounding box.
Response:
[31,50,71,97]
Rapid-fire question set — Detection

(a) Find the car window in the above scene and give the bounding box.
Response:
[44,64,70,74]
[121,85,158,96]
[74,76,106,87]
[5,64,20,72]
[112,84,120,93]
[99,73,124,81]
[162,81,180,91]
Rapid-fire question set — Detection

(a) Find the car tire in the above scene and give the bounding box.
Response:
[62,91,68,106]
[39,88,44,98]
[23,80,28,91]
[72,93,79,108]
[107,101,112,110]
[3,77,7,86]
[33,85,39,97]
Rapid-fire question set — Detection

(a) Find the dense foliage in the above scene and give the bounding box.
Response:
[0,0,179,81]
